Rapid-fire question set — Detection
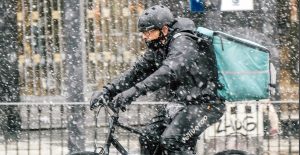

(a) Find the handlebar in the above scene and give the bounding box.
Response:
[94,97,126,114]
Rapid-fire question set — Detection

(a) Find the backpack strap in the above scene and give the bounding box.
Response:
[173,30,201,41]
[172,30,213,48]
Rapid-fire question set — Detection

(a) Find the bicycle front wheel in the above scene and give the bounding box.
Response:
[214,149,251,155]
[69,151,99,155]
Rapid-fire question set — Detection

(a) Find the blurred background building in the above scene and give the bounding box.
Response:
[16,0,145,97]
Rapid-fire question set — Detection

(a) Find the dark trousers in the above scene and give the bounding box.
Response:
[139,103,225,155]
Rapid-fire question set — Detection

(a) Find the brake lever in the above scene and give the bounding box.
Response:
[90,95,108,111]
[90,100,100,110]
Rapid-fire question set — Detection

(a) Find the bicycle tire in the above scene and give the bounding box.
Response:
[214,149,251,155]
[69,151,99,155]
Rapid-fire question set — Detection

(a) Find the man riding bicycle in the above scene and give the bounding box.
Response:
[90,5,225,155]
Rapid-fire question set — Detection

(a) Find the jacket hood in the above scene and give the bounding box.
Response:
[172,18,196,31]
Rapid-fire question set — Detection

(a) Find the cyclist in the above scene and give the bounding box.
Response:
[90,5,225,155]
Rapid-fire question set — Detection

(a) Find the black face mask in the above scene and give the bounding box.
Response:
[145,31,165,49]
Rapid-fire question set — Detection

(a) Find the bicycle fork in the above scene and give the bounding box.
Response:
[100,115,128,155]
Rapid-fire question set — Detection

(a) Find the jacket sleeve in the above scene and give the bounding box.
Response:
[135,35,210,93]
[109,49,157,93]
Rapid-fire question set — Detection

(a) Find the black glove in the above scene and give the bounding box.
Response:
[90,86,115,110]
[113,87,141,109]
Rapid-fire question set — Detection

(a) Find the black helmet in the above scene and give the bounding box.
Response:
[138,5,174,32]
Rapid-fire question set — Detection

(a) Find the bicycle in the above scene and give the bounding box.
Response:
[69,102,252,155]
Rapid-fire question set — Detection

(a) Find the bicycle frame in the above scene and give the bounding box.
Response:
[98,105,144,155]
[97,106,251,155]
[75,103,250,155]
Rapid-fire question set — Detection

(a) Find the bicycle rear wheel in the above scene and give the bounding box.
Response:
[214,149,251,155]
[69,151,99,155]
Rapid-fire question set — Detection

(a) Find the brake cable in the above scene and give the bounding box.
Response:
[94,105,104,153]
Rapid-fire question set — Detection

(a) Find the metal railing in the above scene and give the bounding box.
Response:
[0,100,298,155]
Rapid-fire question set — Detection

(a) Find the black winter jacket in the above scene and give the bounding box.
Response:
[110,18,219,104]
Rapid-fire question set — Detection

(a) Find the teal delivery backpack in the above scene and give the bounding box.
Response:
[196,27,271,102]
